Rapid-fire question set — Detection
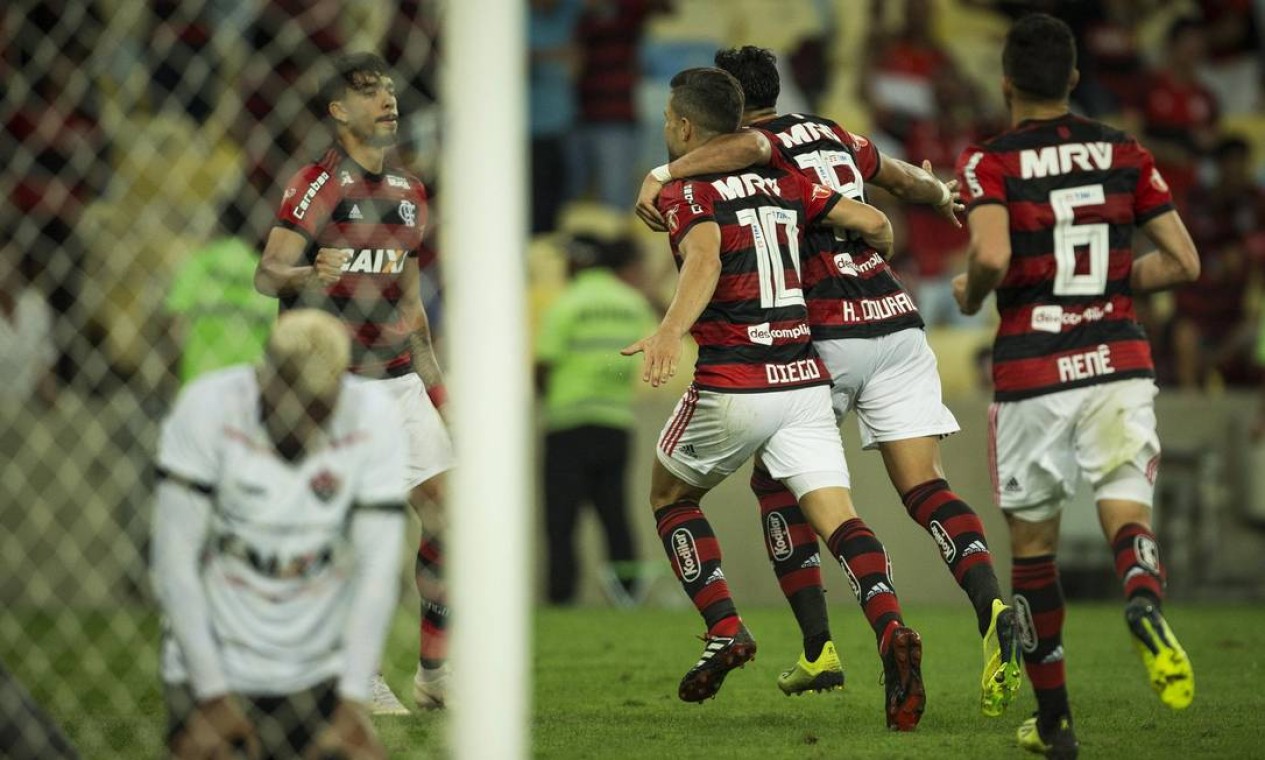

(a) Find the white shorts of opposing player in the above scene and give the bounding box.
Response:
[370,374,456,489]
[657,384,848,499]
[815,328,960,450]
[989,378,1160,522]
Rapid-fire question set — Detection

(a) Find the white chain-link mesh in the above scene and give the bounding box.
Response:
[2,2,441,756]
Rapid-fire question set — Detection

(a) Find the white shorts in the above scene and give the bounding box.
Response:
[368,374,455,489]
[816,328,960,450]
[656,384,849,499]
[988,378,1160,522]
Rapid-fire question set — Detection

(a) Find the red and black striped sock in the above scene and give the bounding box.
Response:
[902,478,1001,635]
[416,536,448,670]
[1111,522,1165,606]
[1012,555,1070,724]
[655,500,740,637]
[751,466,830,657]
[825,518,902,653]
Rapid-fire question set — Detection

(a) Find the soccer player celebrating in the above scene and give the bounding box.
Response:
[254,53,453,713]
[635,46,1020,718]
[624,67,925,731]
[954,14,1200,757]
[152,310,404,759]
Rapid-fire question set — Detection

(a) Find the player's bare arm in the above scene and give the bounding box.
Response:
[872,157,964,227]
[397,258,447,410]
[621,222,723,387]
[635,131,772,231]
[305,700,386,760]
[954,204,1012,315]
[1132,211,1201,293]
[254,227,349,297]
[822,196,894,258]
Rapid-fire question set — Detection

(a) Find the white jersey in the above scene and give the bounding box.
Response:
[154,366,406,696]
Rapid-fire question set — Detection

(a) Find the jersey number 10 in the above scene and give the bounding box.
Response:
[1051,184,1109,296]
[737,207,805,309]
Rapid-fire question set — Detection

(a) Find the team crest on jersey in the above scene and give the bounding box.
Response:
[309,469,342,503]
[1150,167,1169,194]
[666,206,679,233]
[399,200,418,227]
[811,184,833,200]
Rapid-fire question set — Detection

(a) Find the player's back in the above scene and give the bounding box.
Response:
[755,112,922,339]
[957,113,1175,401]
[656,163,835,393]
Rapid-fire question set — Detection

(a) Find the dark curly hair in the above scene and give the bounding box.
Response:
[714,46,780,111]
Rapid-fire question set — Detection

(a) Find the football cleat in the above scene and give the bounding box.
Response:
[981,599,1023,717]
[678,626,757,702]
[1125,598,1194,709]
[777,640,845,695]
[413,663,450,710]
[368,674,410,716]
[881,626,925,731]
[1017,714,1079,758]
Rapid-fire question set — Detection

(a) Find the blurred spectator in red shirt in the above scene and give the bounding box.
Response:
[569,0,671,209]
[1075,0,1149,116]
[864,0,954,145]
[1171,136,1265,389]
[1142,17,1220,213]
[901,69,985,327]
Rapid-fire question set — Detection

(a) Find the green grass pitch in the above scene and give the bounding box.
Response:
[1,603,1259,758]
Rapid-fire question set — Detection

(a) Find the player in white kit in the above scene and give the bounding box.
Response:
[152,310,405,759]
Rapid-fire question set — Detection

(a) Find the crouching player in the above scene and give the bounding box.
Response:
[152,310,406,759]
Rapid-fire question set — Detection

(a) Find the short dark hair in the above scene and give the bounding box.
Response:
[668,67,745,135]
[714,46,779,111]
[1213,135,1250,162]
[1002,13,1076,101]
[320,52,392,115]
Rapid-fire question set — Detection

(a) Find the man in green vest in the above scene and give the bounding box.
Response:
[167,201,275,383]
[536,234,658,605]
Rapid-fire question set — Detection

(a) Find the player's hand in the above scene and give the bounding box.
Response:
[170,695,260,760]
[303,699,386,760]
[312,248,351,286]
[635,174,668,232]
[922,160,964,228]
[952,273,981,316]
[621,330,681,388]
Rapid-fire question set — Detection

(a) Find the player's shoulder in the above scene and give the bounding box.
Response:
[283,148,344,192]
[171,366,257,424]
[658,177,715,208]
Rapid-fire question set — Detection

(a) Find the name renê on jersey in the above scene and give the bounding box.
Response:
[711,173,784,201]
[1057,344,1115,383]
[1020,142,1113,179]
[772,120,845,149]
[334,248,409,274]
[765,358,822,385]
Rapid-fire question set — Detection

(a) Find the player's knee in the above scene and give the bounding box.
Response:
[1005,511,1060,556]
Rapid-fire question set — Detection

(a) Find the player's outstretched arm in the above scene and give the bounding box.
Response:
[954,204,1012,316]
[635,131,772,231]
[822,196,894,258]
[872,157,963,226]
[621,222,722,387]
[1133,211,1201,293]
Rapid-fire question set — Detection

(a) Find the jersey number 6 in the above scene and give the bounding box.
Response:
[1050,184,1109,296]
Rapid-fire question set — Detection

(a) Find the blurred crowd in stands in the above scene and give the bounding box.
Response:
[5,0,1265,403]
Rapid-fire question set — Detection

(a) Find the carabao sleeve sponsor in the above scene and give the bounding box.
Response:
[1129,141,1175,223]
[956,147,1007,208]
[660,180,716,247]
[275,165,338,239]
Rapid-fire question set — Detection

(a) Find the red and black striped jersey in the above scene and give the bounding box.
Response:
[273,146,426,377]
[657,165,839,393]
[754,113,924,339]
[956,113,1174,401]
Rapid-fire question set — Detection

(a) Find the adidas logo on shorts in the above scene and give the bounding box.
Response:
[1004,477,1022,494]
[680,444,697,458]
